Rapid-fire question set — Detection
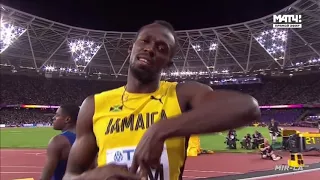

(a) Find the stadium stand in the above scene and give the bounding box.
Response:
[1,73,320,105]
[1,73,319,127]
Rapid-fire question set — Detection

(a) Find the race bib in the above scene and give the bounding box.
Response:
[106,146,170,180]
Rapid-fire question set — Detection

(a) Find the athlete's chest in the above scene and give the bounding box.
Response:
[104,108,168,135]
[93,96,181,143]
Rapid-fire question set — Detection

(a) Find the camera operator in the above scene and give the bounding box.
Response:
[252,130,264,149]
[268,119,280,144]
[225,129,238,149]
[241,133,252,149]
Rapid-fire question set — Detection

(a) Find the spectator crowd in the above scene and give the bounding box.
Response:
[0,108,53,126]
[1,73,319,126]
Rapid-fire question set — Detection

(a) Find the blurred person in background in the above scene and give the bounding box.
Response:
[40,104,79,180]
[260,138,282,161]
[252,130,264,149]
[225,129,239,149]
[268,119,280,144]
[240,133,252,149]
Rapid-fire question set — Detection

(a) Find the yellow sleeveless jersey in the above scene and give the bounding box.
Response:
[93,81,186,180]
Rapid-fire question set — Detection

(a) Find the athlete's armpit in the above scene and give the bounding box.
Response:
[63,96,98,179]
[40,135,66,180]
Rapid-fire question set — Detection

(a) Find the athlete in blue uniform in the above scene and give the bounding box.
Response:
[40,104,79,180]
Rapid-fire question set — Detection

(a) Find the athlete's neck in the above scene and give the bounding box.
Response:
[126,70,160,93]
[62,125,76,133]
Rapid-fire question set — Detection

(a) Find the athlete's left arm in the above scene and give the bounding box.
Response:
[40,136,66,180]
[155,81,261,139]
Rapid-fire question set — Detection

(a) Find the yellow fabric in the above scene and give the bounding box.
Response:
[187,135,200,156]
[93,81,186,180]
[253,123,259,127]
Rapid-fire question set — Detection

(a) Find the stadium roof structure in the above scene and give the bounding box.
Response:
[0,0,320,80]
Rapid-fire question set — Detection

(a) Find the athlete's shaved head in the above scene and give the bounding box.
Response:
[136,20,178,58]
[53,104,79,130]
[60,104,80,123]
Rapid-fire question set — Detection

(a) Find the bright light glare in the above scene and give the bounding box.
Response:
[161,71,208,76]
[308,58,320,64]
[44,66,56,71]
[209,43,218,51]
[161,70,229,77]
[192,44,201,51]
[68,40,101,67]
[44,66,78,72]
[254,29,287,60]
[0,19,26,54]
[192,42,217,51]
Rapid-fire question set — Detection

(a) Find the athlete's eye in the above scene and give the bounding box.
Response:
[158,46,164,51]
[140,39,148,43]
[157,45,169,54]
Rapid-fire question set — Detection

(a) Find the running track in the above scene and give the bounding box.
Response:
[1,149,319,180]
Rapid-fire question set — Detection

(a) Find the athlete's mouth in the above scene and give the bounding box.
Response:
[137,57,152,65]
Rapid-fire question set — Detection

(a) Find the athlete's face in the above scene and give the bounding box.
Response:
[53,107,68,130]
[129,24,175,83]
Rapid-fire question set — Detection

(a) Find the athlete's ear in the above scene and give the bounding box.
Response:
[65,117,71,124]
[128,44,133,54]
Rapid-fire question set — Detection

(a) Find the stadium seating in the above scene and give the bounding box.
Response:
[1,73,320,106]
[0,73,319,126]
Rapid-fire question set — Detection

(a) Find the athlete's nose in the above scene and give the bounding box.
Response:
[143,45,155,57]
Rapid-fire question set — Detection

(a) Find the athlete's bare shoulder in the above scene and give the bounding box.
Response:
[175,81,213,111]
[177,81,212,92]
[45,135,69,161]
[78,95,95,125]
[177,81,212,99]
[48,134,70,149]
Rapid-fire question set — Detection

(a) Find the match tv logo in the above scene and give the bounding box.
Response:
[273,15,302,29]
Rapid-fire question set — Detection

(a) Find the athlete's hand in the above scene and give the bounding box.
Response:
[90,164,140,180]
[130,124,165,178]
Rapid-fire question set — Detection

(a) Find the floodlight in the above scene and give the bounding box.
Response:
[0,19,26,54]
[68,40,101,67]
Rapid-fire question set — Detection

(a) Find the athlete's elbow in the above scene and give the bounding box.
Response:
[238,95,261,123]
[62,173,76,180]
[63,172,87,180]
[62,173,69,180]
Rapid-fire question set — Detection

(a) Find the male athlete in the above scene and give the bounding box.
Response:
[40,104,79,180]
[63,20,260,180]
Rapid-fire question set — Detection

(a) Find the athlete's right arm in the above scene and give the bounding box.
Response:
[63,96,140,180]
